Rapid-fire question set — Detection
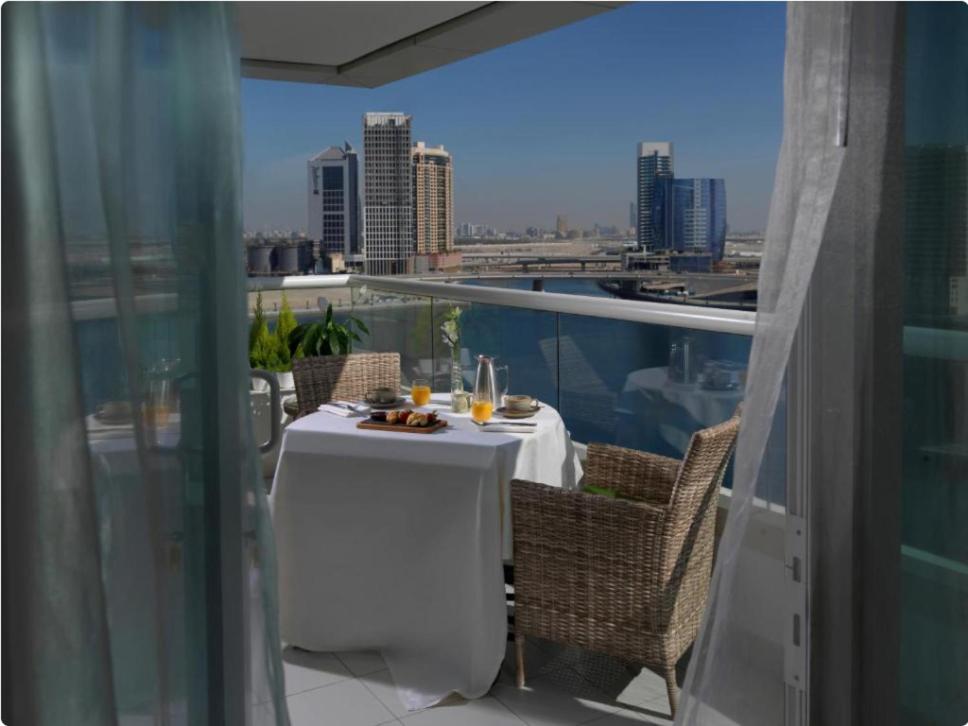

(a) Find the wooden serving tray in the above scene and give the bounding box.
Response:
[356,418,448,434]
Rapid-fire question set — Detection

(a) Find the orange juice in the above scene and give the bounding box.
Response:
[411,385,432,407]
[471,399,494,423]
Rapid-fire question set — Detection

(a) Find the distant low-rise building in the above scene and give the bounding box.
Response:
[413,252,463,273]
[556,215,568,239]
[317,252,346,274]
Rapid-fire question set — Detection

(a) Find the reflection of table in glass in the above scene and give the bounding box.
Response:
[270,393,582,711]
[87,418,186,712]
[615,366,743,457]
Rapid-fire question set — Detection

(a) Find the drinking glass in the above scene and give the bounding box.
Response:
[146,358,179,427]
[471,394,494,423]
[411,378,431,407]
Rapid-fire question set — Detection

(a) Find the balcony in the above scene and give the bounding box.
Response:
[7,3,965,726]
[243,273,786,726]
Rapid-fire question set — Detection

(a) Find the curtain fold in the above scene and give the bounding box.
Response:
[2,3,288,724]
[676,4,852,724]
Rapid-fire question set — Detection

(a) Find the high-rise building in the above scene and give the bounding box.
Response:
[363,112,413,275]
[636,142,674,250]
[411,142,454,255]
[629,201,637,229]
[556,215,568,239]
[307,142,360,259]
[653,177,727,260]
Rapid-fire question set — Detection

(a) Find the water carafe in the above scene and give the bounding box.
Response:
[473,355,509,409]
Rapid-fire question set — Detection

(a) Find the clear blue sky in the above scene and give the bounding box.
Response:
[242,2,786,235]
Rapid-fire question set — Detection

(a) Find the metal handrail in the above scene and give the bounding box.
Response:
[248,273,758,337]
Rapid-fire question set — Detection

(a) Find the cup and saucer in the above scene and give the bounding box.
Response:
[498,394,541,419]
[364,387,406,410]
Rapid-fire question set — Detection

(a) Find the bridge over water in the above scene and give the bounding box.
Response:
[458,253,622,272]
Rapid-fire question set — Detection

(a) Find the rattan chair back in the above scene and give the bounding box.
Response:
[292,352,400,417]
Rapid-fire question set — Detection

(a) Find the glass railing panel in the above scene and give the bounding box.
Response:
[556,313,761,494]
[244,284,434,391]
[246,285,355,326]
[430,298,558,407]
[347,287,433,390]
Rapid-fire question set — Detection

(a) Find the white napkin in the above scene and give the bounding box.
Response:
[477,424,536,434]
[318,401,368,417]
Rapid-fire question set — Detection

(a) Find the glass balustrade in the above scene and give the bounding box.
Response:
[79,282,782,506]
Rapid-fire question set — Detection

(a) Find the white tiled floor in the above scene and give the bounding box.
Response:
[281,638,675,726]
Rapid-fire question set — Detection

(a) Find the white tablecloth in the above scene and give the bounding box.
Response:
[269,393,582,710]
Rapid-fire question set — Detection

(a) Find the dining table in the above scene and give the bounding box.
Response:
[269,392,583,711]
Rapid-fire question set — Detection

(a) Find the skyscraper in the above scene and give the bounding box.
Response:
[307,142,360,258]
[636,142,674,250]
[363,112,413,275]
[411,142,454,255]
[653,177,727,259]
[556,215,568,239]
[629,201,637,230]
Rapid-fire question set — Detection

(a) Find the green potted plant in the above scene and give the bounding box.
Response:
[249,291,297,390]
[249,291,301,477]
[288,303,369,358]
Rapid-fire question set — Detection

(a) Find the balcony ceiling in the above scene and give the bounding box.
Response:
[240,2,622,88]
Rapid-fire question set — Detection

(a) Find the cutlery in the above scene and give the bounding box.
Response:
[321,401,368,415]
[474,420,537,427]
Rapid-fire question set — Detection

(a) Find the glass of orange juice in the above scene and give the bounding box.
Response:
[471,395,494,423]
[411,378,431,407]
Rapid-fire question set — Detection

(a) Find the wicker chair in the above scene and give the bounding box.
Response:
[291,352,401,418]
[510,412,741,717]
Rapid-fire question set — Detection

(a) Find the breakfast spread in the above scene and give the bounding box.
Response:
[369,409,441,428]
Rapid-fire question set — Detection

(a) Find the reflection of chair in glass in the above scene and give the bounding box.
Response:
[413,348,474,390]
[292,353,400,417]
[539,336,616,437]
[510,412,741,718]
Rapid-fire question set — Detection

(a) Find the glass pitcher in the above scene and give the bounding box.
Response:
[473,355,509,409]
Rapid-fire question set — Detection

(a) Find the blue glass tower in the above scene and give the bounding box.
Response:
[653,177,727,260]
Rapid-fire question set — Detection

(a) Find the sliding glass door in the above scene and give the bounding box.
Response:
[899,4,968,724]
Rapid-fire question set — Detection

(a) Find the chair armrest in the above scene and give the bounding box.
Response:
[584,443,680,506]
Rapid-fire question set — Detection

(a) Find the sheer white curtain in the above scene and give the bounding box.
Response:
[676,4,852,724]
[2,4,288,724]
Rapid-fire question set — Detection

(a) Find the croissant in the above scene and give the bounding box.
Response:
[407,413,428,427]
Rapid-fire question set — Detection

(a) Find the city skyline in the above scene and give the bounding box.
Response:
[243,2,785,235]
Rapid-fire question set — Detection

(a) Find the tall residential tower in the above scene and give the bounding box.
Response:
[308,142,361,259]
[411,142,454,255]
[363,112,413,275]
[636,142,674,250]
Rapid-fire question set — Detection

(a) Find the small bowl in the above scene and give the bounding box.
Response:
[505,394,536,412]
[365,387,398,405]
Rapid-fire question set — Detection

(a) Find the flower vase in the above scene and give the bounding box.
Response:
[449,353,464,394]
